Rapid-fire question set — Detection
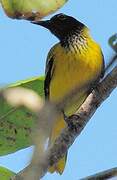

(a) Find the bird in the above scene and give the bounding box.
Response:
[31,13,105,174]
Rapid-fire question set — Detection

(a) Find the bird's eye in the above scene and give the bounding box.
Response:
[50,14,67,22]
[57,14,66,20]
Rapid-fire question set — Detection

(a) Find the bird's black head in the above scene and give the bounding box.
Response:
[31,13,85,40]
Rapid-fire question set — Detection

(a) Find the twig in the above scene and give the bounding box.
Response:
[80,167,117,180]
[108,33,117,53]
[105,54,117,74]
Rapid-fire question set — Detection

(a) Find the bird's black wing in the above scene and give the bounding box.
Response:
[44,47,55,99]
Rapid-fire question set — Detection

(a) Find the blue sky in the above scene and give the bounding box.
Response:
[0,0,117,179]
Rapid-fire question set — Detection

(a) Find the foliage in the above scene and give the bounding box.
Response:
[0,166,15,180]
[0,77,44,155]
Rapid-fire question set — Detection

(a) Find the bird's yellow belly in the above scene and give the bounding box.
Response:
[49,41,103,116]
[50,48,102,105]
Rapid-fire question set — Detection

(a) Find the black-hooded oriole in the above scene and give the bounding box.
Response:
[32,13,105,174]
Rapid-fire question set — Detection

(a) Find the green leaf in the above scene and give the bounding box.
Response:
[0,76,44,155]
[1,0,68,19]
[0,166,15,180]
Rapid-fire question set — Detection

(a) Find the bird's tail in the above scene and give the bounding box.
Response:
[48,92,88,174]
[48,114,67,174]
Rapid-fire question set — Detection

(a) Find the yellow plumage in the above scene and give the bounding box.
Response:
[32,13,104,174]
[50,34,103,102]
[47,27,104,173]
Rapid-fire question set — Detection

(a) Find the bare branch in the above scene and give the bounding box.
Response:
[108,33,117,53]
[105,54,117,73]
[46,66,117,175]
[81,167,117,180]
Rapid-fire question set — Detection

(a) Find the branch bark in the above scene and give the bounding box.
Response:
[47,66,117,174]
[81,167,117,180]
[12,65,117,180]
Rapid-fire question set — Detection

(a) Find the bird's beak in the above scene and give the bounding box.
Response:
[31,20,51,29]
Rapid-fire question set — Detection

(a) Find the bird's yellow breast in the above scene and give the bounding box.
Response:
[49,31,104,115]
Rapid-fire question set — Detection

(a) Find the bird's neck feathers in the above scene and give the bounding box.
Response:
[61,26,92,53]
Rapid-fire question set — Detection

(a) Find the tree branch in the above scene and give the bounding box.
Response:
[46,66,117,175]
[81,167,117,180]
[12,65,117,180]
